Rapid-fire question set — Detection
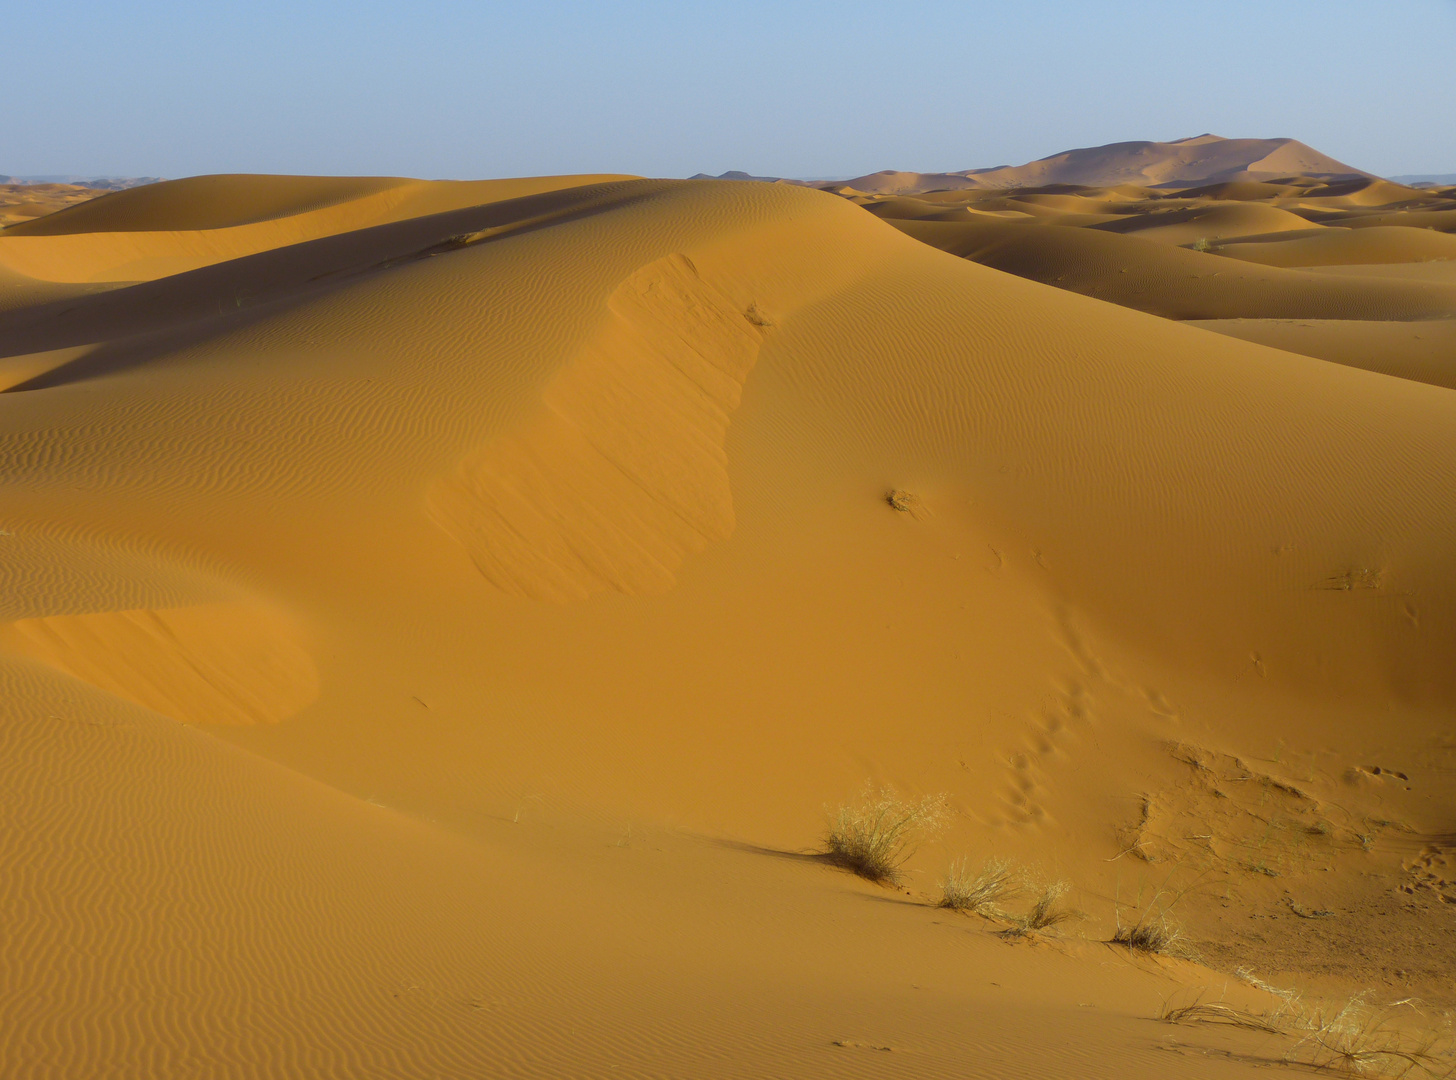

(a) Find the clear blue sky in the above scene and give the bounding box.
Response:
[7,0,1453,180]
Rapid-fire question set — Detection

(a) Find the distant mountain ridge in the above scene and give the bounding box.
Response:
[694,135,1374,194]
[1,175,161,190]
[1389,173,1456,188]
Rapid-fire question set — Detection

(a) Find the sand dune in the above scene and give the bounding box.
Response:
[1187,316,1456,390]
[693,135,1373,197]
[960,134,1369,189]
[2,168,1454,1077]
[894,218,1456,320]
[858,176,1456,367]
[0,181,113,228]
[820,134,1373,195]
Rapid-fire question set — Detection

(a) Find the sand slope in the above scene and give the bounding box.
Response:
[2,171,1454,1077]
[856,176,1456,393]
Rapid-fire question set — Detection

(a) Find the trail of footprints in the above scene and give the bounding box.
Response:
[997,679,1095,826]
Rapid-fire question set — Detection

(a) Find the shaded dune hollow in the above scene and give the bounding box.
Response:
[428,253,766,602]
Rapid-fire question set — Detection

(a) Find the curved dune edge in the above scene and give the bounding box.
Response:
[0,345,97,392]
[2,170,1456,1076]
[427,252,766,602]
[0,600,318,725]
[0,174,636,284]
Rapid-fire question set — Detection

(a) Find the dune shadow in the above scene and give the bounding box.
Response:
[706,837,930,906]
[0,180,667,392]
[709,836,827,864]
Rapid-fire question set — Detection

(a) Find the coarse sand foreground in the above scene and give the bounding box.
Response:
[1,171,1454,1078]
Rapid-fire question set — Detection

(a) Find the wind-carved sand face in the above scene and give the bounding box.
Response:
[427,253,768,602]
[0,601,319,726]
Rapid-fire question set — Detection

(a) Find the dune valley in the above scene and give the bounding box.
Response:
[1,136,1455,1078]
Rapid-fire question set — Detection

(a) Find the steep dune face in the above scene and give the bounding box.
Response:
[0,173,635,284]
[427,253,767,602]
[0,601,318,725]
[2,173,1455,1077]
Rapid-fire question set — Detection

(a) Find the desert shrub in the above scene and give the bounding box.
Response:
[1162,982,1454,1077]
[1021,879,1077,929]
[1290,994,1453,1077]
[1114,910,1186,955]
[1001,879,1080,938]
[1160,996,1285,1034]
[939,857,1019,916]
[824,786,947,885]
[1112,870,1207,957]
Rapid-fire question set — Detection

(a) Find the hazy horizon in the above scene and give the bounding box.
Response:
[7,0,1454,180]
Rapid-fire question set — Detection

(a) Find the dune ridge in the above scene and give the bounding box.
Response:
[1,168,1453,1078]
[690,134,1373,196]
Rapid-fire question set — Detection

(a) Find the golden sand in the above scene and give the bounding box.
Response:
[1,150,1453,1077]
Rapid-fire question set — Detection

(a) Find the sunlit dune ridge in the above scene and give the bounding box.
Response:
[1,169,1453,1079]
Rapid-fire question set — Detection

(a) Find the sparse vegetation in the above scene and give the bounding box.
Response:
[1290,993,1452,1078]
[1113,908,1186,955]
[1111,869,1207,957]
[938,857,1019,916]
[823,786,948,885]
[1161,982,1455,1078]
[1161,995,1286,1034]
[886,489,919,512]
[1192,236,1217,252]
[1001,879,1080,938]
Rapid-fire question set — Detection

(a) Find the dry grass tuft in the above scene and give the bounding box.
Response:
[1290,994,1453,1078]
[1163,983,1455,1078]
[1161,996,1285,1034]
[1113,908,1188,956]
[744,302,774,327]
[938,857,1019,916]
[1111,869,1207,958]
[1001,879,1080,938]
[823,786,948,885]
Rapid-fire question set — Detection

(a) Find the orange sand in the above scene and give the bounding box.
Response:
[1,156,1453,1077]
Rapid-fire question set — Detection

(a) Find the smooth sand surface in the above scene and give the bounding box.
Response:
[1,170,1454,1077]
[866,176,1456,388]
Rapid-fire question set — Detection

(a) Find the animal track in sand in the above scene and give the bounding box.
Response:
[1401,845,1456,905]
[997,680,1096,825]
[1142,687,1180,721]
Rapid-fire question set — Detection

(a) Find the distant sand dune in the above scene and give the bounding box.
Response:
[1,164,1454,1078]
[816,134,1374,195]
[895,217,1456,320]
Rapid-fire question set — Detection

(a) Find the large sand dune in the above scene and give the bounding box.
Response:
[1,169,1453,1077]
[697,134,1373,196]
